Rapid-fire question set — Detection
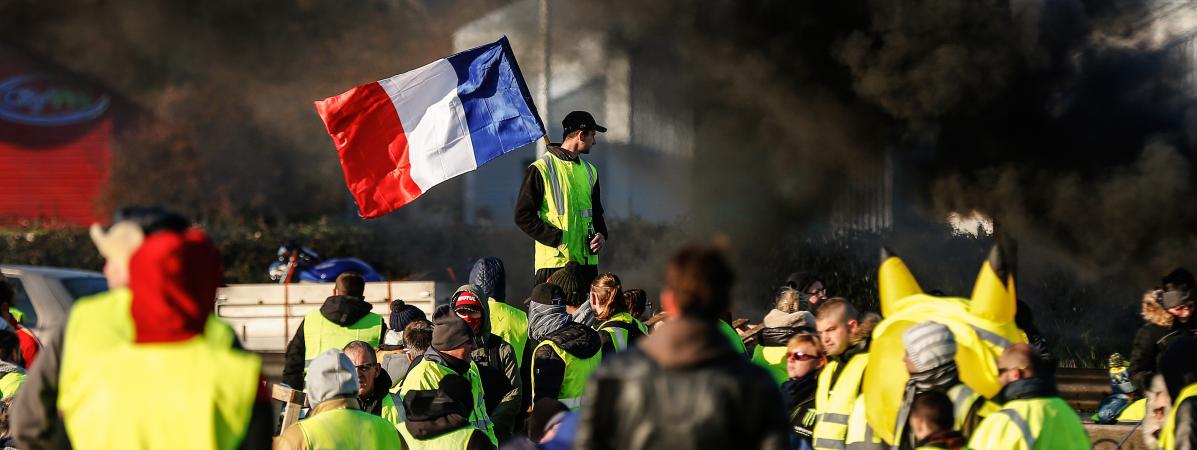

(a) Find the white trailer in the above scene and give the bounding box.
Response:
[215,281,454,353]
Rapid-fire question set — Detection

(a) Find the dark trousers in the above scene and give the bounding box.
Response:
[534,264,599,289]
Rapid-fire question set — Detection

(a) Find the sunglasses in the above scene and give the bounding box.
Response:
[788,351,819,362]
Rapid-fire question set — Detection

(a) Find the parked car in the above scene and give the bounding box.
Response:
[0,265,107,344]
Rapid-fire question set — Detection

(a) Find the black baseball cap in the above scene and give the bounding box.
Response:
[562,111,607,136]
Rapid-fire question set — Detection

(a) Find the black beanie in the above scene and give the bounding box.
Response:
[431,305,474,351]
[547,262,585,306]
[389,300,428,332]
[530,283,566,306]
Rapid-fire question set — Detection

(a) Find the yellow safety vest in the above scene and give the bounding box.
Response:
[488,298,528,367]
[597,311,644,352]
[302,309,383,371]
[717,320,748,356]
[400,357,497,446]
[751,344,792,384]
[61,336,260,450]
[0,371,24,400]
[379,392,404,431]
[1161,383,1197,450]
[966,396,1091,450]
[299,407,404,450]
[946,383,997,438]
[531,152,598,271]
[532,340,602,410]
[845,396,884,449]
[813,353,869,450]
[59,289,237,424]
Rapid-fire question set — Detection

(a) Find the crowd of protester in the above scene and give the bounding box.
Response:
[0,207,1193,449]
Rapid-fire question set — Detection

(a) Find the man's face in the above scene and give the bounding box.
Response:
[817,315,854,357]
[345,348,378,397]
[577,130,596,153]
[996,352,1024,387]
[1167,300,1194,321]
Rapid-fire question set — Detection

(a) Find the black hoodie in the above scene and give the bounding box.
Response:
[282,295,388,390]
[531,321,602,403]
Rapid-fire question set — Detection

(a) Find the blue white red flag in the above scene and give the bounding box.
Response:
[315,36,544,218]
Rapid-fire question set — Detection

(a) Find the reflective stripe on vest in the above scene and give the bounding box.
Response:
[399,358,497,446]
[994,409,1036,449]
[970,324,1013,349]
[1161,383,1197,450]
[61,336,260,450]
[812,353,869,450]
[531,340,603,411]
[302,309,383,368]
[380,393,404,430]
[531,153,598,270]
[301,408,405,450]
[598,312,643,352]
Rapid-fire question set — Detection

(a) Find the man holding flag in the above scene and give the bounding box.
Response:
[515,111,609,286]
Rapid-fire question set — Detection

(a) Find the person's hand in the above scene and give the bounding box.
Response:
[589,232,606,253]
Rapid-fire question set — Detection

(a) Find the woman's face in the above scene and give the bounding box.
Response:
[786,342,824,379]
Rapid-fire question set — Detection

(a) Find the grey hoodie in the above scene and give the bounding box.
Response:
[307,349,359,405]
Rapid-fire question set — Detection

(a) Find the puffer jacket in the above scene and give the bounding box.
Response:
[455,284,522,442]
[530,322,601,403]
[1130,290,1197,393]
[572,318,789,450]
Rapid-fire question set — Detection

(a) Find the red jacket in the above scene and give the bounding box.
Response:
[7,318,39,368]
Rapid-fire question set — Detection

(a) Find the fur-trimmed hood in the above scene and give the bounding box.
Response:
[1142,289,1173,328]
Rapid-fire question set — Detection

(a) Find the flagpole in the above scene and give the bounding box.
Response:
[537,0,551,157]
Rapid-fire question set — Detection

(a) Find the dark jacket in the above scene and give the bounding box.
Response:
[782,372,819,439]
[282,295,388,390]
[514,145,608,249]
[456,285,522,442]
[401,351,495,450]
[573,318,790,450]
[1130,290,1197,392]
[531,322,602,403]
[360,369,395,416]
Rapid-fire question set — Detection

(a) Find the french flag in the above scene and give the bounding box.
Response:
[315,37,545,218]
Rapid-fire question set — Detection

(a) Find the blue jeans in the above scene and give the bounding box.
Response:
[1092,393,1131,424]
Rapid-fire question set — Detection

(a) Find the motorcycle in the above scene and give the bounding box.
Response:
[267,241,384,284]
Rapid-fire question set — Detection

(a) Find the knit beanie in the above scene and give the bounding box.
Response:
[547,262,585,306]
[431,305,474,351]
[389,300,428,333]
[902,321,957,373]
[530,283,566,306]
